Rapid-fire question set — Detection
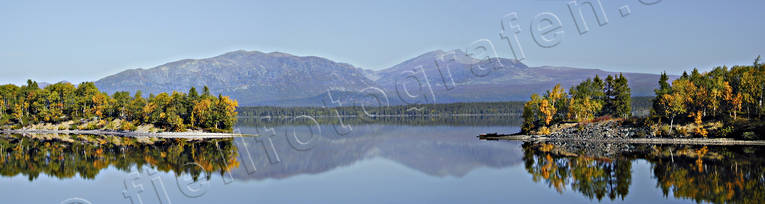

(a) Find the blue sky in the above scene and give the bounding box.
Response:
[1,0,763,84]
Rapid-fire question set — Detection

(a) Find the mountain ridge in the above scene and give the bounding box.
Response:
[94,49,672,106]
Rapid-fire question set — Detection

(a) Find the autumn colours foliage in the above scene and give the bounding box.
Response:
[0,81,238,132]
[651,56,765,136]
[522,73,631,133]
[522,56,765,137]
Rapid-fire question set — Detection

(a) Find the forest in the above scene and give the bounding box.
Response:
[239,101,527,117]
[239,98,652,125]
[0,81,238,132]
[521,74,632,134]
[650,56,765,137]
[519,56,764,138]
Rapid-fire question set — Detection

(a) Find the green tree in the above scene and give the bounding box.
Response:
[188,87,199,101]
[75,82,99,118]
[214,94,239,131]
[522,94,543,133]
[128,91,146,122]
[112,91,131,119]
[652,72,672,120]
[611,74,632,118]
[202,86,212,98]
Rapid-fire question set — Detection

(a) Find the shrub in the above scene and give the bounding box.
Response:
[591,115,613,123]
[694,127,708,138]
[718,126,734,138]
[85,122,98,130]
[659,125,672,136]
[677,127,690,137]
[70,123,80,130]
[121,121,137,131]
[167,114,185,132]
[105,120,118,130]
[621,117,645,127]
[538,127,551,135]
[742,132,757,140]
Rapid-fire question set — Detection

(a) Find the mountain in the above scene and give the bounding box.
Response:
[95,50,373,105]
[37,80,71,88]
[95,49,670,106]
[372,50,666,103]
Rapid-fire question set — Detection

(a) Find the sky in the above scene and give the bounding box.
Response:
[1,0,763,85]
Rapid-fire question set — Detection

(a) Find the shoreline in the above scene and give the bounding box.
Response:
[484,135,765,146]
[0,129,252,138]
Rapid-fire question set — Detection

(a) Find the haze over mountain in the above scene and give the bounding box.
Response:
[95,50,373,105]
[95,49,670,106]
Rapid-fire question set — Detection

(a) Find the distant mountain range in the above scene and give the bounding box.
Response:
[94,49,671,106]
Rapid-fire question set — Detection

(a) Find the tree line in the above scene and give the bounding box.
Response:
[0,80,238,132]
[651,56,764,135]
[522,74,632,133]
[238,115,523,127]
[239,101,527,117]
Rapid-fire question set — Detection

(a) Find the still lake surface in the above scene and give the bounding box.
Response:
[0,116,762,203]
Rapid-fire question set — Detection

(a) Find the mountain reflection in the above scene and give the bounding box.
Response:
[0,134,239,181]
[230,124,524,180]
[522,142,765,203]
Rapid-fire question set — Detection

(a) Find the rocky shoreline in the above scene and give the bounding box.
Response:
[545,120,650,140]
[488,120,765,146]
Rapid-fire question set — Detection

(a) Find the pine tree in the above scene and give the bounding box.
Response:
[652,72,671,119]
[613,73,632,118]
[604,75,616,115]
[188,87,199,100]
[202,86,212,98]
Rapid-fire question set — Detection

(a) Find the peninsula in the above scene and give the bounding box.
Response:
[506,57,764,143]
[0,80,240,136]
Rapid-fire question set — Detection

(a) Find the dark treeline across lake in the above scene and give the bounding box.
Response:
[237,115,523,127]
[238,97,654,118]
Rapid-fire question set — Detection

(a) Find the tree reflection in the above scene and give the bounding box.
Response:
[522,142,765,203]
[522,143,631,201]
[648,146,765,203]
[0,134,238,181]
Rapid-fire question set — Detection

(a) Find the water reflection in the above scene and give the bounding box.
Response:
[230,124,523,180]
[0,120,523,182]
[3,116,764,203]
[522,142,765,203]
[0,134,239,181]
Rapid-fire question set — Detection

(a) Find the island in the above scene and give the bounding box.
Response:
[0,81,241,137]
[498,56,764,144]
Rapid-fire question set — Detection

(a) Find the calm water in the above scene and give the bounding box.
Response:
[0,117,763,203]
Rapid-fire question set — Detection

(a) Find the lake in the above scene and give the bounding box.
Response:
[0,116,762,203]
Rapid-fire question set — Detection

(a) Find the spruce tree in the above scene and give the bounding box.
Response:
[614,73,632,118]
[604,75,616,115]
[653,72,671,120]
